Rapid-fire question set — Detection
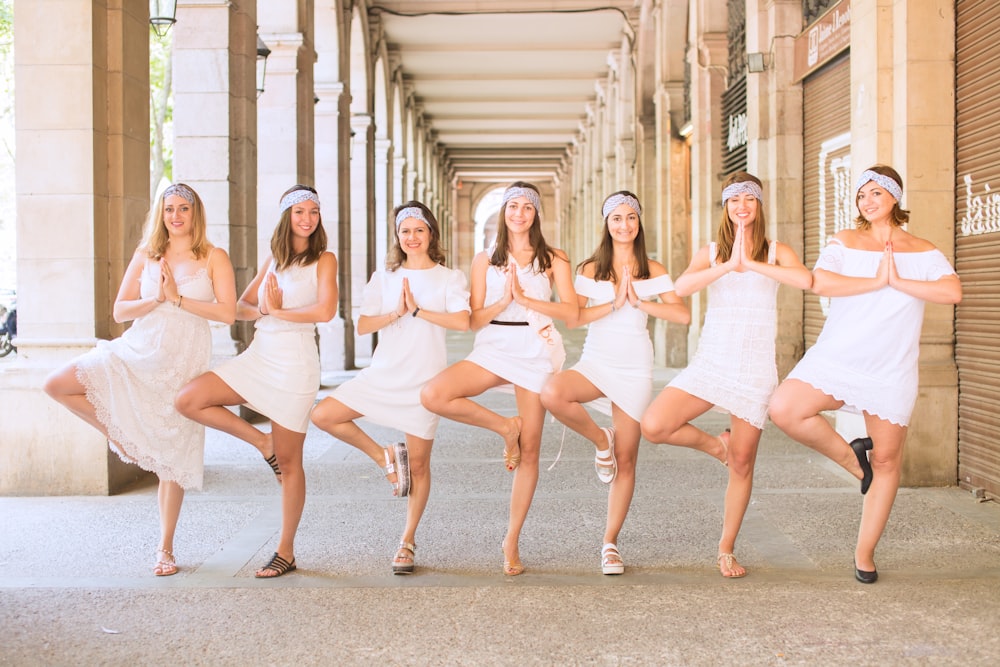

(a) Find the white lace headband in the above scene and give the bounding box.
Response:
[602,193,642,218]
[721,181,763,204]
[280,189,321,214]
[502,186,541,212]
[855,170,902,202]
[162,183,195,204]
[395,206,430,230]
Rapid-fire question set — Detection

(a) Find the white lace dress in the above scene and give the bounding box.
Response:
[331,264,470,440]
[465,258,565,393]
[213,259,323,433]
[667,242,779,429]
[76,258,215,489]
[571,274,675,421]
[787,240,957,426]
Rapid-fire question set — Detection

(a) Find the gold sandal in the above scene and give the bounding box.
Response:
[717,552,747,578]
[153,549,177,577]
[392,541,416,575]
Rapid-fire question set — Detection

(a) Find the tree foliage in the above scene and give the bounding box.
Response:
[150,29,173,197]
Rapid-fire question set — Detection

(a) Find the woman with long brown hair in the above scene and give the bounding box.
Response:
[175,184,338,578]
[44,183,237,576]
[640,172,812,578]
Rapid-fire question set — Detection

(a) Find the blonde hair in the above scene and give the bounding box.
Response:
[141,183,211,260]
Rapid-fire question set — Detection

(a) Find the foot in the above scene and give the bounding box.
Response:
[153,549,177,577]
[601,543,624,575]
[502,537,524,576]
[716,429,731,467]
[717,552,747,578]
[259,433,280,484]
[503,416,522,472]
[255,551,297,578]
[392,541,416,575]
[854,560,878,584]
[849,437,874,494]
[382,443,411,497]
[263,453,282,485]
[594,427,617,484]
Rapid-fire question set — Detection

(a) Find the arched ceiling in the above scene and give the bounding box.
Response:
[370,1,641,184]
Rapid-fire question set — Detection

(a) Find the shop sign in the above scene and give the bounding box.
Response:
[794,0,851,82]
[959,174,1000,237]
[727,112,747,152]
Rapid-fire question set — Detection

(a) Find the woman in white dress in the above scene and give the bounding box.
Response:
[175,184,338,578]
[44,183,237,576]
[640,172,813,578]
[421,181,578,576]
[311,201,470,574]
[541,191,689,575]
[769,165,962,584]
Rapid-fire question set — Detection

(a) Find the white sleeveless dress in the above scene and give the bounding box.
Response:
[465,257,565,393]
[331,264,470,440]
[667,242,779,429]
[212,259,323,433]
[572,274,676,421]
[787,240,957,426]
[76,255,216,489]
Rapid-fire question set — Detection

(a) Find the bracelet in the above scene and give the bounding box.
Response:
[611,301,617,312]
[173,295,183,308]
[412,307,421,318]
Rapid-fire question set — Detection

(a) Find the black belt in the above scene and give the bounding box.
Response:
[490,320,530,326]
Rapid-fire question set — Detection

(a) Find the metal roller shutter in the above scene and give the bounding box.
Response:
[802,55,850,347]
[956,0,1000,497]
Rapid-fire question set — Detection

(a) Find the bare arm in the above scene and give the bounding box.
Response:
[267,252,339,323]
[171,247,237,325]
[235,256,273,321]
[743,243,814,290]
[469,252,511,330]
[512,250,579,324]
[112,250,160,323]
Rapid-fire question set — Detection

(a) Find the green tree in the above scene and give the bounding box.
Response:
[150,29,173,197]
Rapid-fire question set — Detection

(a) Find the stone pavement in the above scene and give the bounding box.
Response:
[2,328,1000,666]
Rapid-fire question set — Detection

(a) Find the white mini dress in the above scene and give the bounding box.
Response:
[787,239,956,426]
[571,274,675,422]
[213,259,324,433]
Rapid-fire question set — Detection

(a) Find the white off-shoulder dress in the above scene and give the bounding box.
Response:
[667,242,779,429]
[331,264,470,440]
[571,274,676,421]
[787,239,957,426]
[213,259,324,433]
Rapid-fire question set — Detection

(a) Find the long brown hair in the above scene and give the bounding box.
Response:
[854,164,909,230]
[386,200,447,270]
[578,190,651,282]
[715,172,769,263]
[141,183,211,260]
[489,181,555,272]
[271,184,328,271]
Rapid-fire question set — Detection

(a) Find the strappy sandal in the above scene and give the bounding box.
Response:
[382,443,411,497]
[595,427,617,484]
[502,539,524,576]
[717,552,747,579]
[601,543,624,575]
[503,418,522,472]
[255,551,297,578]
[153,549,177,577]
[392,541,416,575]
[263,453,282,483]
[717,429,731,467]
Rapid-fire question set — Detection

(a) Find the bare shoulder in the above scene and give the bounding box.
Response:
[578,260,596,279]
[892,230,937,253]
[646,260,668,277]
[550,247,570,264]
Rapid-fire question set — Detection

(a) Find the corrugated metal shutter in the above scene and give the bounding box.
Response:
[956,0,1000,497]
[721,73,747,178]
[802,55,851,347]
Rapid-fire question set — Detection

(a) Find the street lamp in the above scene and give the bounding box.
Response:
[256,35,271,98]
[149,0,177,38]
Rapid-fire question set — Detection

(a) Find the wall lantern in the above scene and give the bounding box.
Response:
[349,129,357,160]
[149,0,177,37]
[256,35,272,98]
[747,52,767,73]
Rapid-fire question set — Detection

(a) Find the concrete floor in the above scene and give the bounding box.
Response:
[2,329,999,666]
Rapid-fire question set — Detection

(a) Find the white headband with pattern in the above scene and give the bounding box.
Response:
[602,193,642,218]
[395,206,429,230]
[280,189,321,214]
[721,181,763,204]
[162,183,195,204]
[855,170,902,202]
[502,186,541,212]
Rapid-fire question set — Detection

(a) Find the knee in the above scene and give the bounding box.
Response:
[767,393,793,430]
[173,385,198,417]
[640,412,664,443]
[538,382,559,412]
[310,399,333,430]
[419,382,442,412]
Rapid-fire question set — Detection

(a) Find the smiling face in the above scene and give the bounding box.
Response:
[726,192,759,229]
[288,199,321,239]
[856,181,897,225]
[503,196,537,234]
[606,203,640,244]
[397,217,431,258]
[162,194,194,237]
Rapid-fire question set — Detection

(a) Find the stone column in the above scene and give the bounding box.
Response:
[349,112,374,362]
[373,138,392,270]
[173,0,258,351]
[2,1,151,494]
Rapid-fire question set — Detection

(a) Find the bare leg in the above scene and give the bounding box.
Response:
[604,406,640,552]
[640,387,726,463]
[855,416,907,572]
[311,397,402,490]
[501,386,546,575]
[43,363,111,438]
[395,434,433,570]
[155,479,184,575]
[540,370,607,448]
[175,371,273,459]
[256,422,306,577]
[716,419,761,577]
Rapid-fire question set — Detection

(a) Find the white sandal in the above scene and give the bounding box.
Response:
[382,443,411,497]
[601,543,624,575]
[595,427,617,484]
